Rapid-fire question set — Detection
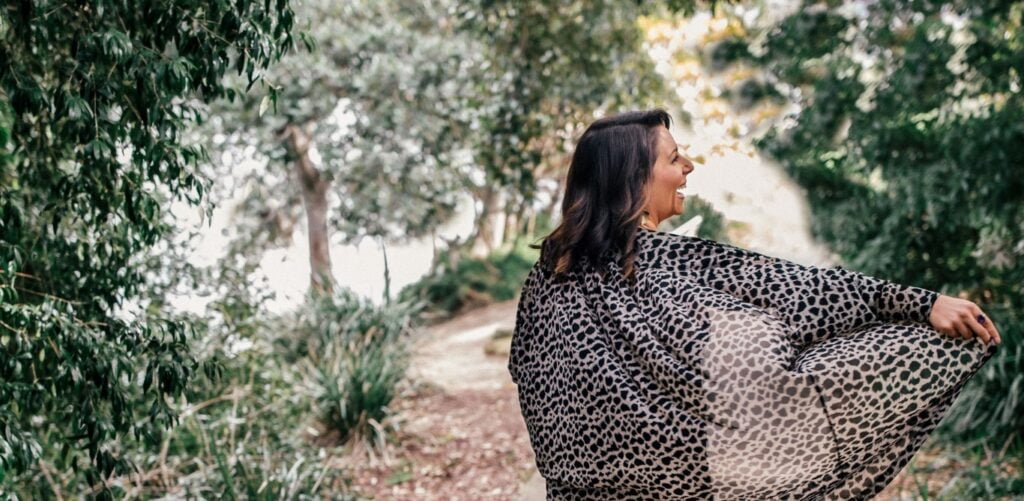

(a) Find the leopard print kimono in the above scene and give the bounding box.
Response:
[508,227,997,500]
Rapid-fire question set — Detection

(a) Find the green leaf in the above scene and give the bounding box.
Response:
[258,94,271,117]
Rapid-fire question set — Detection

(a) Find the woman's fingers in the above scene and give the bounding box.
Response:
[954,311,970,340]
[954,318,974,340]
[991,321,1002,345]
[972,305,1002,345]
[962,311,992,344]
[928,294,1001,346]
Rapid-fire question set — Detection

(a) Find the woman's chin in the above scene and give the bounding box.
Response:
[673,200,685,215]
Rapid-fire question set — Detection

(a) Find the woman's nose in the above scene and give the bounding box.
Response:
[682,159,695,174]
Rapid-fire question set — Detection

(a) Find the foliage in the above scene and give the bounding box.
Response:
[3,257,402,496]
[896,443,1024,500]
[660,0,736,17]
[107,265,396,498]
[935,307,1024,453]
[205,0,483,249]
[708,1,1024,450]
[295,289,415,448]
[145,327,344,500]
[399,240,540,322]
[208,0,697,289]
[401,195,727,322]
[0,0,295,491]
[455,0,678,219]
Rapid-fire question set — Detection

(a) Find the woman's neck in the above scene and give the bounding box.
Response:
[641,211,659,231]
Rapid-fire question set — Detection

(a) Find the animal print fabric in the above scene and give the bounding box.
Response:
[508,227,997,500]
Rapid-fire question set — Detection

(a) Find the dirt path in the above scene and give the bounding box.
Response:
[345,300,541,500]
[408,301,521,393]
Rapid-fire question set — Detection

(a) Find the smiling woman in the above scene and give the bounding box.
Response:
[641,124,695,231]
[509,108,999,500]
[538,109,691,284]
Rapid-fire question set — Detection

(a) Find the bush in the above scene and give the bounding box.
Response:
[295,290,415,449]
[117,286,351,499]
[896,443,1024,500]
[0,282,419,498]
[935,306,1024,454]
[400,199,727,323]
[156,340,343,500]
[712,0,1024,457]
[398,240,539,321]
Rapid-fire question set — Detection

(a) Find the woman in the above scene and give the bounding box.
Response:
[508,109,1000,500]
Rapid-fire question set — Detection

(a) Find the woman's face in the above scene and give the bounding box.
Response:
[644,125,694,225]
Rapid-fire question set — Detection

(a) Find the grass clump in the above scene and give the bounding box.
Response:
[295,289,415,449]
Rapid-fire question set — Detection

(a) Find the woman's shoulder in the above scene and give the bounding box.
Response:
[634,227,719,261]
[632,227,754,282]
[527,227,724,281]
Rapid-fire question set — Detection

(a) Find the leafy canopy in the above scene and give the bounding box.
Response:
[0,0,295,488]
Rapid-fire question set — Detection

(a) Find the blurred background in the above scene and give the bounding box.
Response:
[1,0,1021,498]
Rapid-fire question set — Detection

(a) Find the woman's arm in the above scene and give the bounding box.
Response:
[693,238,939,346]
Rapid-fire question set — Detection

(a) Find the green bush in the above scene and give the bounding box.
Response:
[935,306,1024,454]
[121,286,351,499]
[398,240,539,321]
[296,290,415,448]
[159,339,343,500]
[400,201,726,323]
[708,1,1024,455]
[1,283,417,497]
[0,0,296,490]
[897,443,1024,500]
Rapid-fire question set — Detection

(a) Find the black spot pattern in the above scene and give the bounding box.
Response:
[508,227,997,500]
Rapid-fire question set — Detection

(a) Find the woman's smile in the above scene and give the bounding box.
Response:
[643,125,695,228]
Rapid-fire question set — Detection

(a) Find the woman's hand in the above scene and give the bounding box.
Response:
[928,294,1002,345]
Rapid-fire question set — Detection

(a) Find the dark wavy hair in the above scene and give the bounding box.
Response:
[536,108,673,283]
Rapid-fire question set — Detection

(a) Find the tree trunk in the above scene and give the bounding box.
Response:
[542,175,565,230]
[513,196,534,245]
[470,185,501,258]
[503,211,517,246]
[284,124,334,296]
[525,207,536,238]
[502,194,519,246]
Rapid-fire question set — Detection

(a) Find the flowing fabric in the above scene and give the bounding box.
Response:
[508,227,996,500]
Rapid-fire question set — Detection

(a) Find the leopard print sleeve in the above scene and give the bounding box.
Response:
[828,264,940,324]
[697,238,940,345]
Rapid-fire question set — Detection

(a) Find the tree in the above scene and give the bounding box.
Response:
[0,0,294,490]
[207,0,482,295]
[210,0,712,298]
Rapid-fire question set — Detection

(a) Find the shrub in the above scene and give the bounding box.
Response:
[296,290,415,449]
[711,0,1024,457]
[398,240,538,321]
[935,306,1024,454]
[896,443,1024,500]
